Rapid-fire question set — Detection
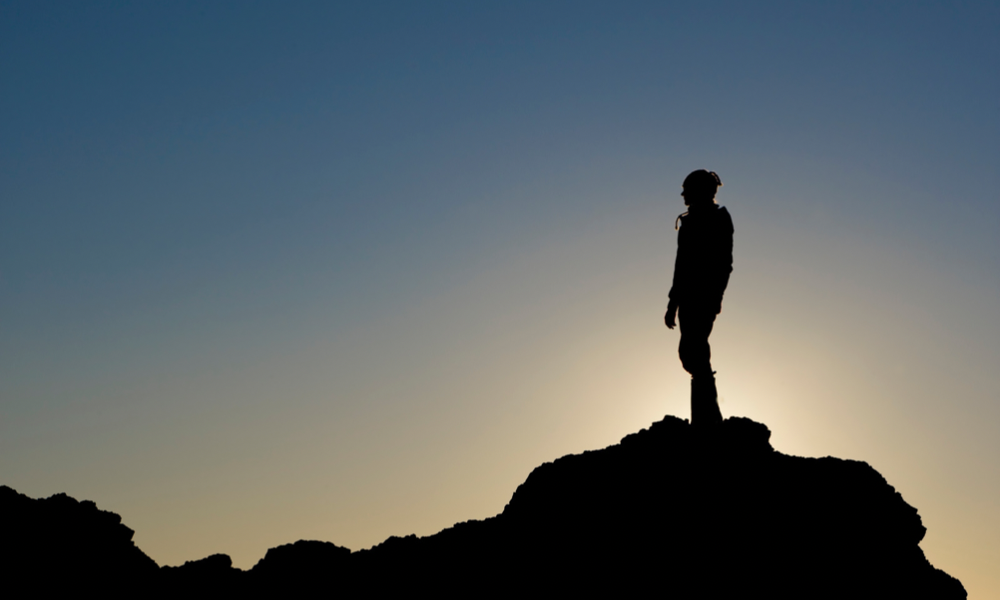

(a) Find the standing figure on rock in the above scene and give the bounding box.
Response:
[665,169,733,426]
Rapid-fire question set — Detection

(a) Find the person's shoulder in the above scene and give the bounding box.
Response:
[715,205,734,231]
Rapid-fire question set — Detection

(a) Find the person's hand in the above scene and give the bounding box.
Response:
[664,302,677,329]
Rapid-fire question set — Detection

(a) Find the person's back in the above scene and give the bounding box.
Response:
[672,202,733,312]
[664,170,733,425]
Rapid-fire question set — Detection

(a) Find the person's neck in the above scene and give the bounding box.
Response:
[686,199,717,212]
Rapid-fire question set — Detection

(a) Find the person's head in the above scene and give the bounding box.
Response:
[681,170,722,206]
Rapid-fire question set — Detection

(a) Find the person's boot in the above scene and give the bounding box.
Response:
[691,373,723,427]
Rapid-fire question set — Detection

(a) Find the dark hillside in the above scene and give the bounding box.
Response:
[1,416,966,598]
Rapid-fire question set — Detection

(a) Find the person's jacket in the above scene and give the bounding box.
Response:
[668,203,733,314]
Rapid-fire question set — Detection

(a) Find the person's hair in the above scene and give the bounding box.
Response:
[682,170,722,197]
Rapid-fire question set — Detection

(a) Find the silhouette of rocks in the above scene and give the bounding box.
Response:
[0,484,158,594]
[1,417,966,598]
[344,416,966,598]
[248,540,351,594]
[159,553,243,594]
[252,539,351,576]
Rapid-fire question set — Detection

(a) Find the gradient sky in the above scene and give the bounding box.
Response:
[2,1,998,594]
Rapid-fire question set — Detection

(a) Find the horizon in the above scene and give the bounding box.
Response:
[2,2,997,595]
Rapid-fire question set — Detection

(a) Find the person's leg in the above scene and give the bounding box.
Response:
[678,308,715,378]
[679,308,722,425]
[690,374,722,426]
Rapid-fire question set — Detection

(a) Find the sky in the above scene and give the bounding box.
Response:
[2,0,998,594]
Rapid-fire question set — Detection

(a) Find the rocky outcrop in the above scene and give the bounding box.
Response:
[340,416,965,598]
[0,484,159,594]
[1,416,966,598]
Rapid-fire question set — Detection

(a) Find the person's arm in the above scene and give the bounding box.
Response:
[666,219,686,328]
[665,299,678,329]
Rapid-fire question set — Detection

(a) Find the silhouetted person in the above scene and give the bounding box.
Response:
[665,170,733,425]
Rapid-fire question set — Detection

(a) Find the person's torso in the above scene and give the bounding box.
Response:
[678,205,732,268]
[675,205,733,299]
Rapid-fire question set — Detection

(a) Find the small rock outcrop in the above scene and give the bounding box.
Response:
[1,416,966,598]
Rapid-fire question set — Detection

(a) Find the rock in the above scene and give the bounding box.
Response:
[0,484,159,594]
[0,416,966,598]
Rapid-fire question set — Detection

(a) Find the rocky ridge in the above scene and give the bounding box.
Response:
[1,416,966,598]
